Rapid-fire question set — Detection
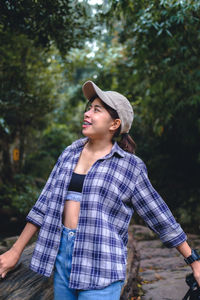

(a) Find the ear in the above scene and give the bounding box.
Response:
[109,119,121,131]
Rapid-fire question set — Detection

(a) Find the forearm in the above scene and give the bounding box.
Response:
[176,240,192,258]
[176,240,200,286]
[12,222,39,256]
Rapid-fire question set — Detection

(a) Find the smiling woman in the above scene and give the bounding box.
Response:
[0,80,199,300]
[83,90,136,154]
[82,97,120,142]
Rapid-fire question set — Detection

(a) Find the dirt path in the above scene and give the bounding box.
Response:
[133,225,200,300]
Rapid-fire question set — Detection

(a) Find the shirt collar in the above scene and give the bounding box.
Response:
[74,137,125,159]
[106,140,125,158]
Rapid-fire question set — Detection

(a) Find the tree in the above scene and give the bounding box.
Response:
[0,0,100,182]
[0,30,61,181]
[102,0,200,231]
[0,0,97,55]
[0,0,102,219]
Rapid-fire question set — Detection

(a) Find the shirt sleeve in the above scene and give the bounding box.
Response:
[26,156,62,227]
[131,162,187,248]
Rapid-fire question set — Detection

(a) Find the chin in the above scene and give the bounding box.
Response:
[82,130,93,138]
[82,130,101,140]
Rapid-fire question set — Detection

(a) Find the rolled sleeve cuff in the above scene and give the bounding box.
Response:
[26,207,44,227]
[160,224,187,248]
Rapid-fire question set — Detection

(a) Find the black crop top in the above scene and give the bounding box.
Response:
[68,172,86,193]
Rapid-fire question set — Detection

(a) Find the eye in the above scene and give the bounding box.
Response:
[94,107,100,112]
[85,103,92,112]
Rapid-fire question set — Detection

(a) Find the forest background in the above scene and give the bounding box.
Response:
[0,0,200,238]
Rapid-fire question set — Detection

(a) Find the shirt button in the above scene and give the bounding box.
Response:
[54,245,58,250]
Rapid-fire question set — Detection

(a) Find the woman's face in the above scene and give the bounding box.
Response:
[82,98,119,139]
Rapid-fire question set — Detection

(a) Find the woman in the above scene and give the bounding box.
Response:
[0,80,200,300]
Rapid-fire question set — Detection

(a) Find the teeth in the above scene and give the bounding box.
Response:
[83,121,92,125]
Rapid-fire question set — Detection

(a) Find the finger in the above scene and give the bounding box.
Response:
[1,272,7,279]
[0,266,7,276]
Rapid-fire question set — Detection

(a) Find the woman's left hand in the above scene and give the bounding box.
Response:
[190,260,200,287]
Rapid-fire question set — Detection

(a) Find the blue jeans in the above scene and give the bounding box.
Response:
[54,225,125,300]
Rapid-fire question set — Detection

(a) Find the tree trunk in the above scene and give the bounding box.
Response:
[1,140,13,183]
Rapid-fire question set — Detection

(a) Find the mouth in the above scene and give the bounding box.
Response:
[83,121,92,125]
[82,121,92,128]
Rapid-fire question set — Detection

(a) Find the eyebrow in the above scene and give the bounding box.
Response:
[88,103,103,109]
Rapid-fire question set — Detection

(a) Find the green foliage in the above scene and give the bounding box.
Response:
[24,122,81,179]
[12,174,40,214]
[0,0,200,233]
[0,174,40,215]
[0,0,98,55]
[0,31,57,138]
[0,29,64,184]
[0,0,101,216]
[100,0,200,231]
[177,189,200,233]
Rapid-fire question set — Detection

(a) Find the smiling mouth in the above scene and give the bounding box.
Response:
[83,121,92,125]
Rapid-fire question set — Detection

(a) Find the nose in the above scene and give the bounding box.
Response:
[84,108,92,118]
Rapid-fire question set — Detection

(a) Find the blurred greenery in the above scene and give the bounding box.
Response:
[0,0,200,234]
[0,174,39,214]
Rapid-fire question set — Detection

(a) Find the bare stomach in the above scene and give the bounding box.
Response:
[63,200,80,229]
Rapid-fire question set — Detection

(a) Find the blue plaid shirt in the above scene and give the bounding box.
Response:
[26,137,187,290]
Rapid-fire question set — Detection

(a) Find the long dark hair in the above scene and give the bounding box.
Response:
[86,96,136,154]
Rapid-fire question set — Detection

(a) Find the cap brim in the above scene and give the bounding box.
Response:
[82,81,109,104]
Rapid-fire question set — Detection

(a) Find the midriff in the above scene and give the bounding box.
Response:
[63,200,80,229]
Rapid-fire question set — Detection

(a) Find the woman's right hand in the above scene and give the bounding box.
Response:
[0,246,21,279]
[0,222,39,279]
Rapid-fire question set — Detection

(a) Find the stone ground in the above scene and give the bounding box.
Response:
[1,225,200,300]
[133,225,200,300]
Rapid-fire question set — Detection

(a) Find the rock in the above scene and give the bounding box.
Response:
[131,224,157,241]
[135,225,200,300]
[0,227,140,300]
[0,245,8,255]
[0,243,53,300]
[5,224,195,299]
[1,236,19,248]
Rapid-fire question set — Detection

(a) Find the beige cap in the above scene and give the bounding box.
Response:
[82,80,134,134]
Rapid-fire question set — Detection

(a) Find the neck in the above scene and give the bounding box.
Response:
[84,137,114,154]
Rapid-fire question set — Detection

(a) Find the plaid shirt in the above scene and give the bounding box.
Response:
[26,137,187,290]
